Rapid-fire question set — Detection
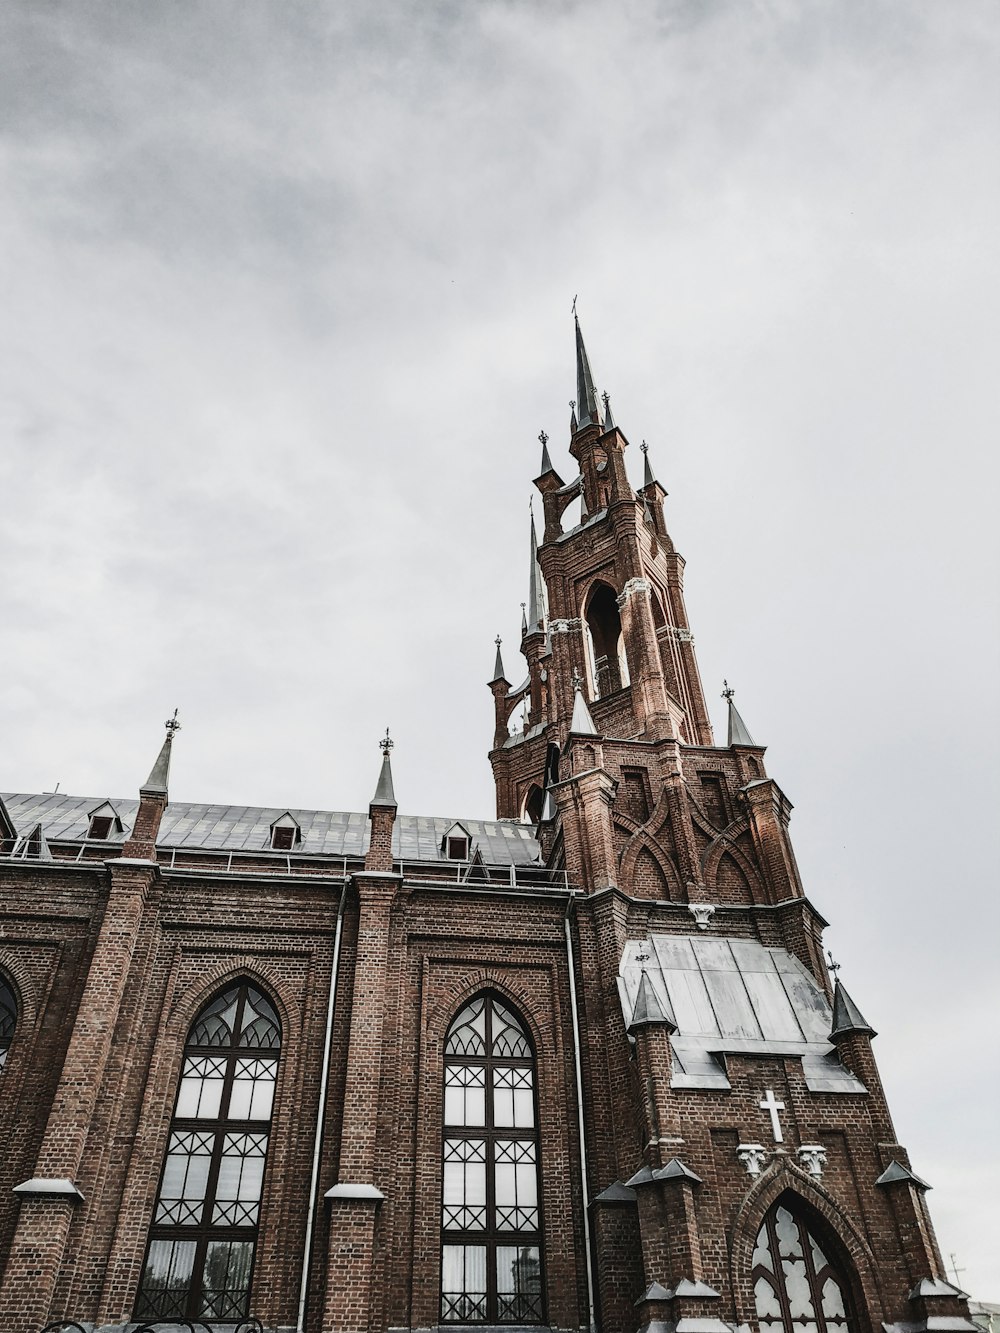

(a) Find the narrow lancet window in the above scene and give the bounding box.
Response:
[752,1199,855,1333]
[136,982,281,1323]
[441,994,543,1324]
[584,583,630,699]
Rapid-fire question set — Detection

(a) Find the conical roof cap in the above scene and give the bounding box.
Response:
[574,315,601,429]
[570,680,598,735]
[141,711,180,797]
[830,978,877,1040]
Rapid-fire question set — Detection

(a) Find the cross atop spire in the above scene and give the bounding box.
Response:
[574,314,601,430]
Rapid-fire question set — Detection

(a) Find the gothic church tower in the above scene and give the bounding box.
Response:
[488,318,973,1333]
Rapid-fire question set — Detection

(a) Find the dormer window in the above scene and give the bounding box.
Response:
[269,813,301,852]
[86,802,122,842]
[442,822,472,862]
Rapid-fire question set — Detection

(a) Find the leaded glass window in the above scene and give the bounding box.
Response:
[0,977,16,1070]
[441,994,543,1324]
[753,1199,855,1333]
[136,982,280,1323]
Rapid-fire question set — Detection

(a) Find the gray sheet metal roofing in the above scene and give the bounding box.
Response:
[617,934,866,1095]
[0,792,542,866]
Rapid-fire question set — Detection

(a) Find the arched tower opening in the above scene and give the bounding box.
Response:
[584,583,630,700]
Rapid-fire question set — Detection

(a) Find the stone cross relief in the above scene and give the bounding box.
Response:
[759,1088,786,1143]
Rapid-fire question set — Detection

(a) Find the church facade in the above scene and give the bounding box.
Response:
[0,322,973,1333]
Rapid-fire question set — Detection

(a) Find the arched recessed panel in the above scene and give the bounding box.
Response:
[752,1198,856,1333]
[0,976,17,1069]
[135,982,281,1324]
[441,994,544,1324]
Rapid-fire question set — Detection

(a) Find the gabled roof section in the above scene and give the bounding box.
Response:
[1,792,543,868]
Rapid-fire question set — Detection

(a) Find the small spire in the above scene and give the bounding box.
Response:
[538,429,555,476]
[601,390,615,432]
[570,669,598,735]
[629,970,677,1033]
[140,709,180,797]
[491,635,507,684]
[520,602,528,636]
[640,439,656,490]
[722,681,756,747]
[574,314,601,428]
[526,506,546,634]
[830,976,877,1040]
[569,400,578,434]
[371,729,397,808]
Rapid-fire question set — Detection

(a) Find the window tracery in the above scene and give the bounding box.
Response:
[752,1200,854,1333]
[135,982,280,1323]
[441,994,543,1324]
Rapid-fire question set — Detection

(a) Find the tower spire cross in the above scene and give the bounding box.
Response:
[759,1088,786,1143]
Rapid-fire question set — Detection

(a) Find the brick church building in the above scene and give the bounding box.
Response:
[0,321,974,1333]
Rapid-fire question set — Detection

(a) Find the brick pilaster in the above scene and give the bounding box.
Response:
[0,858,155,1333]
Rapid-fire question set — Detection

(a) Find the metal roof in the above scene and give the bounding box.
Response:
[0,792,542,867]
[618,934,866,1095]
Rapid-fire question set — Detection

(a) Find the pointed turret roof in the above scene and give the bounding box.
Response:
[723,684,756,746]
[601,390,615,432]
[830,978,877,1040]
[140,710,180,797]
[570,677,598,735]
[640,439,657,490]
[490,637,507,684]
[526,509,546,634]
[574,315,601,429]
[538,430,555,477]
[371,731,397,809]
[628,970,677,1032]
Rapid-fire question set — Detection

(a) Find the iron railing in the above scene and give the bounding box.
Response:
[40,1319,264,1333]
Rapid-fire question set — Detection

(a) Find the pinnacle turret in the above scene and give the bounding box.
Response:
[640,439,657,490]
[526,508,546,634]
[574,315,601,429]
[569,673,598,735]
[490,636,507,684]
[371,730,397,809]
[722,682,756,747]
[830,977,877,1040]
[141,709,180,797]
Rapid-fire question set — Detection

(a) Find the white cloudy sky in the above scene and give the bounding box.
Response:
[1,0,998,1293]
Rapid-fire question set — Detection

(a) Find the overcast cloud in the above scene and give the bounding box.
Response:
[1,0,998,1292]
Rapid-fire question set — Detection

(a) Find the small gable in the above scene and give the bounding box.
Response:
[87,800,124,841]
[13,823,52,861]
[269,811,302,851]
[441,822,472,861]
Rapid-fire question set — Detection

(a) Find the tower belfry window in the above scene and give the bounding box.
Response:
[441,994,544,1324]
[135,982,281,1324]
[584,583,630,699]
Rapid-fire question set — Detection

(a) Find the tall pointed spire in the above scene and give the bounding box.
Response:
[527,506,546,634]
[574,315,601,429]
[490,636,507,684]
[141,709,180,797]
[722,682,756,747]
[371,729,397,808]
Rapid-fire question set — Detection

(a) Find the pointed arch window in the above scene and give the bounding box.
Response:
[584,583,630,699]
[135,982,281,1324]
[441,994,544,1325]
[752,1199,856,1333]
[0,976,17,1070]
